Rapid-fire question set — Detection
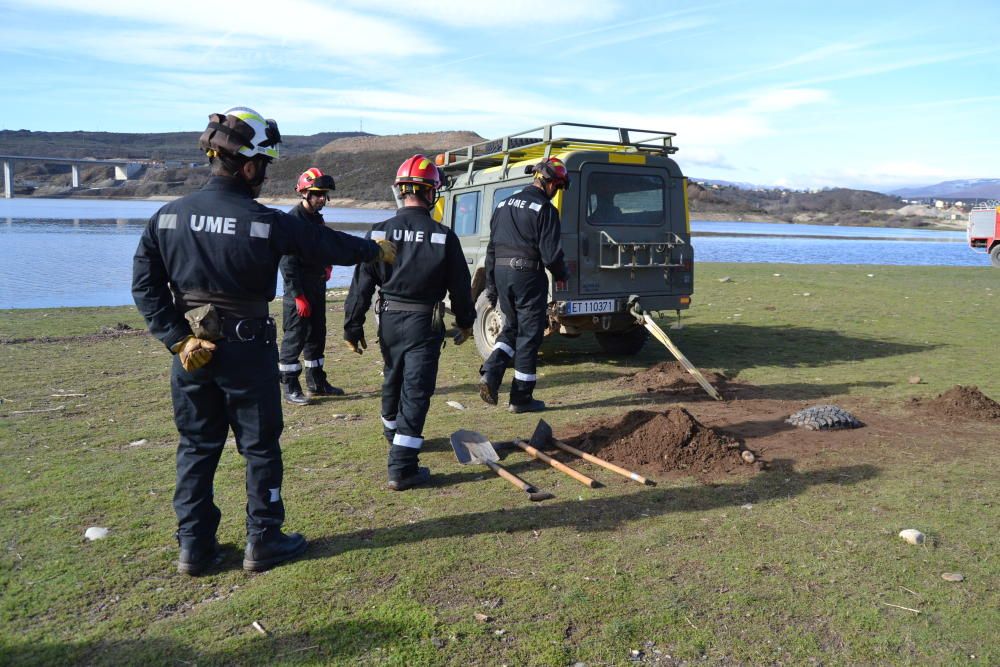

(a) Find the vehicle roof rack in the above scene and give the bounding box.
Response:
[435,122,678,181]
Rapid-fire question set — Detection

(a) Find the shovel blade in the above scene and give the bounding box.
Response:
[450,429,500,465]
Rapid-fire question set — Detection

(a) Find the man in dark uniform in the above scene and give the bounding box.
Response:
[479,157,570,413]
[343,155,475,491]
[278,167,342,405]
[132,107,396,575]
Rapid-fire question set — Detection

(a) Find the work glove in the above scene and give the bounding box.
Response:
[344,332,367,355]
[452,326,474,346]
[294,295,312,318]
[485,285,498,308]
[324,266,332,282]
[171,335,217,372]
[374,239,397,264]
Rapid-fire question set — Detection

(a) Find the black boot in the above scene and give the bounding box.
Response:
[243,530,307,572]
[177,535,222,576]
[280,373,311,405]
[508,399,546,414]
[387,445,430,491]
[478,372,498,406]
[306,366,344,396]
[508,378,543,413]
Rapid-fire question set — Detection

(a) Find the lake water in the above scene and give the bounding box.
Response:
[0,198,983,309]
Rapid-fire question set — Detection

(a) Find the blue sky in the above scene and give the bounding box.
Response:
[1,0,997,190]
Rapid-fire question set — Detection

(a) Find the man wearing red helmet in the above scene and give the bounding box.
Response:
[479,157,570,413]
[344,155,476,491]
[278,168,343,405]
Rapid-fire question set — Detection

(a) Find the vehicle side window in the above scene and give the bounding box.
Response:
[452,191,480,236]
[586,172,665,226]
[492,185,522,210]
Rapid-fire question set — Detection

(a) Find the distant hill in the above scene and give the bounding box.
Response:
[0,129,364,162]
[889,179,1000,200]
[318,131,484,155]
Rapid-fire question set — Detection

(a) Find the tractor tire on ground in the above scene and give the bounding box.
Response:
[473,292,505,361]
[990,244,1000,268]
[785,405,863,431]
[595,327,648,356]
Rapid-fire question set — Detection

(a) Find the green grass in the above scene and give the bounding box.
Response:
[1,263,997,665]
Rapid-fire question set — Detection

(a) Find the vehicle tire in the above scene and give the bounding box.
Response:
[594,326,648,356]
[473,292,505,360]
[990,244,1000,268]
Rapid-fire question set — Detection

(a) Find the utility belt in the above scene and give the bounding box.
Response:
[376,299,446,332]
[181,300,275,345]
[176,291,269,320]
[497,257,543,271]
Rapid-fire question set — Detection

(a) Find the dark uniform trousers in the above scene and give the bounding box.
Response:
[481,263,548,405]
[378,310,444,479]
[171,321,284,544]
[279,285,327,375]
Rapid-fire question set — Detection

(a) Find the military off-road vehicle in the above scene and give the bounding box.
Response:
[432,122,693,359]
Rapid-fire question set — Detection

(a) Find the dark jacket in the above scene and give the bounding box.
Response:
[343,206,475,339]
[485,184,568,289]
[132,176,379,351]
[279,202,330,299]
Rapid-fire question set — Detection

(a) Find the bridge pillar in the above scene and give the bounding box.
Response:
[3,160,12,199]
[114,163,142,180]
[71,164,80,188]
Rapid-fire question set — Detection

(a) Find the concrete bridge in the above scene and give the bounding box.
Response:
[1,155,145,198]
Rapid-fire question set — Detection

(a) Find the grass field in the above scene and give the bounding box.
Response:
[1,263,997,666]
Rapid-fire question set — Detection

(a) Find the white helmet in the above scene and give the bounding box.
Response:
[199,106,281,161]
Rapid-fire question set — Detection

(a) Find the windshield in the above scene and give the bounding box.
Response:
[585,172,665,226]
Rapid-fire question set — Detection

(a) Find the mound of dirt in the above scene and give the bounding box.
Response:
[318,131,485,154]
[913,385,1000,420]
[617,361,730,396]
[559,408,760,481]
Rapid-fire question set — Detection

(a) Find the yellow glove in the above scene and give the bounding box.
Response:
[171,335,217,372]
[344,334,367,355]
[374,239,397,264]
[452,327,474,346]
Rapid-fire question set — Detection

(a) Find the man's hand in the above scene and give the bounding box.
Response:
[294,295,312,318]
[344,333,367,355]
[375,239,397,264]
[171,335,217,372]
[452,326,474,346]
[324,266,332,282]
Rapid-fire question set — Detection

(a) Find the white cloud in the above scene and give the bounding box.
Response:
[338,0,621,27]
[743,88,830,113]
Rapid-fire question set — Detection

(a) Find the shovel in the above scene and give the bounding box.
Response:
[510,423,600,489]
[531,419,654,486]
[450,429,554,502]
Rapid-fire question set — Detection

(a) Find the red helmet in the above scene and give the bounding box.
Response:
[532,157,571,190]
[296,167,335,194]
[394,155,442,190]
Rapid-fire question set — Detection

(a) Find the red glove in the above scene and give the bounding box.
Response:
[324,266,332,282]
[294,295,312,318]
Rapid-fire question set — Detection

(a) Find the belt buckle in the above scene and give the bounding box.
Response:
[510,258,522,270]
[233,319,256,342]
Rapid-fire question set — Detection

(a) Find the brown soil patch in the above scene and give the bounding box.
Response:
[909,385,1000,420]
[559,408,761,481]
[616,361,742,399]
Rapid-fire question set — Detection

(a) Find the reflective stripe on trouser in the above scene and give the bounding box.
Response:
[377,310,443,479]
[171,335,284,543]
[279,292,327,368]
[480,265,547,405]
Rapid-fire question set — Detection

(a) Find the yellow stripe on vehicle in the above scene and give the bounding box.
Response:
[609,153,646,165]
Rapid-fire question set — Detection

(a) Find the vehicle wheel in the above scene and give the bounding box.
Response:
[473,292,505,360]
[594,326,648,356]
[991,245,1000,268]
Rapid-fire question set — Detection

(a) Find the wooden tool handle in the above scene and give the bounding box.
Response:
[513,439,598,488]
[551,439,650,485]
[484,460,536,493]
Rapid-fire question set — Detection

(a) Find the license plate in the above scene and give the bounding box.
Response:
[565,299,616,315]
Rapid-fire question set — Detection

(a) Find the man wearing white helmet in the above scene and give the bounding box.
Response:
[132,107,397,575]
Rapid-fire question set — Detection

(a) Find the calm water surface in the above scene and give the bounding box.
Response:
[0,198,984,309]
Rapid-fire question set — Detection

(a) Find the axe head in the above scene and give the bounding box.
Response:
[529,419,554,449]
